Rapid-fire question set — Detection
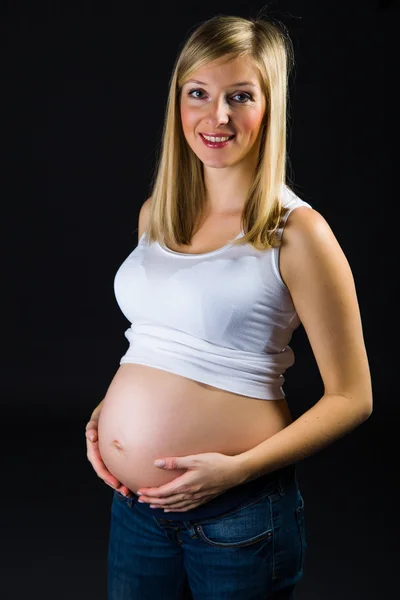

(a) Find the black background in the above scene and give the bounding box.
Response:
[3,0,398,598]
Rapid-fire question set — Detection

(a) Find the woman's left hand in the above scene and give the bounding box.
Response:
[136,452,243,512]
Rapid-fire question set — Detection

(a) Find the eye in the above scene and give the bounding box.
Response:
[187,89,253,103]
[188,89,205,99]
[232,92,252,103]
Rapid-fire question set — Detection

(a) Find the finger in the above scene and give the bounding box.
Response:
[85,421,134,497]
[163,502,199,511]
[144,493,197,508]
[163,508,192,512]
[140,493,184,505]
[87,440,120,488]
[85,429,98,443]
[156,493,219,510]
[85,423,98,442]
[118,486,134,497]
[163,495,217,511]
[137,472,191,498]
[138,486,180,499]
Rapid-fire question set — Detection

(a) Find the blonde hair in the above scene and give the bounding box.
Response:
[145,13,296,251]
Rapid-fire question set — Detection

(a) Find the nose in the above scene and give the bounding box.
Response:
[206,97,230,128]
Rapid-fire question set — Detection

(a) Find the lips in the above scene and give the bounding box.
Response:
[199,133,236,150]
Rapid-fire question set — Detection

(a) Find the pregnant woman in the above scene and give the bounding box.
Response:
[85,13,372,600]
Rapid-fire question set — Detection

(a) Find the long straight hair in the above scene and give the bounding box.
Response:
[145,14,295,251]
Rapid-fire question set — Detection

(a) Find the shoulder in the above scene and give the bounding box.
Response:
[138,197,152,240]
[283,204,325,239]
[140,196,152,217]
[280,205,341,289]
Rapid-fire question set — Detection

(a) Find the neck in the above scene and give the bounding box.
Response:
[202,144,259,216]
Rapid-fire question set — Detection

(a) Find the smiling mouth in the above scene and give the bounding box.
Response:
[200,134,236,141]
[199,134,236,148]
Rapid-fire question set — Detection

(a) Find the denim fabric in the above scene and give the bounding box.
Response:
[107,463,307,599]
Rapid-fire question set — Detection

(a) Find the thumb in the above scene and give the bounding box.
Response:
[86,428,97,442]
[154,456,194,470]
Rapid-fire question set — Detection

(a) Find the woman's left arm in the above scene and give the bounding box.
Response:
[233,207,373,484]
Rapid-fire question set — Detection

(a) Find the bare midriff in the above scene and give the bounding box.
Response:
[98,363,294,495]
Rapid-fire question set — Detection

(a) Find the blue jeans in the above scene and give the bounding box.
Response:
[107,464,307,599]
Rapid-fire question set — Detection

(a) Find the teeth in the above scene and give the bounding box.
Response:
[203,135,232,142]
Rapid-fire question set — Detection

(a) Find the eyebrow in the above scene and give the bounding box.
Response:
[184,79,257,87]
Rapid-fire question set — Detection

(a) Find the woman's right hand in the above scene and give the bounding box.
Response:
[86,406,133,498]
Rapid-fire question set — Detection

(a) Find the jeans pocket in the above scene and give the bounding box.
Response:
[294,493,307,572]
[194,494,273,549]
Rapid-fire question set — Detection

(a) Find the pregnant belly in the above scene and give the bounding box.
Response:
[97,364,293,494]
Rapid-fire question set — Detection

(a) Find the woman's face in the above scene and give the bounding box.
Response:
[180,54,266,169]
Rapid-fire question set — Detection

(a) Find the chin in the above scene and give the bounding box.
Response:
[202,159,232,168]
[198,153,239,168]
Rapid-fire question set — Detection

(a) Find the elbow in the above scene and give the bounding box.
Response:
[362,387,374,420]
[351,402,372,429]
[358,394,373,422]
[348,381,373,421]
[361,405,373,421]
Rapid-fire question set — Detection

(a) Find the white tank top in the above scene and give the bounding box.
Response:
[114,185,313,400]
